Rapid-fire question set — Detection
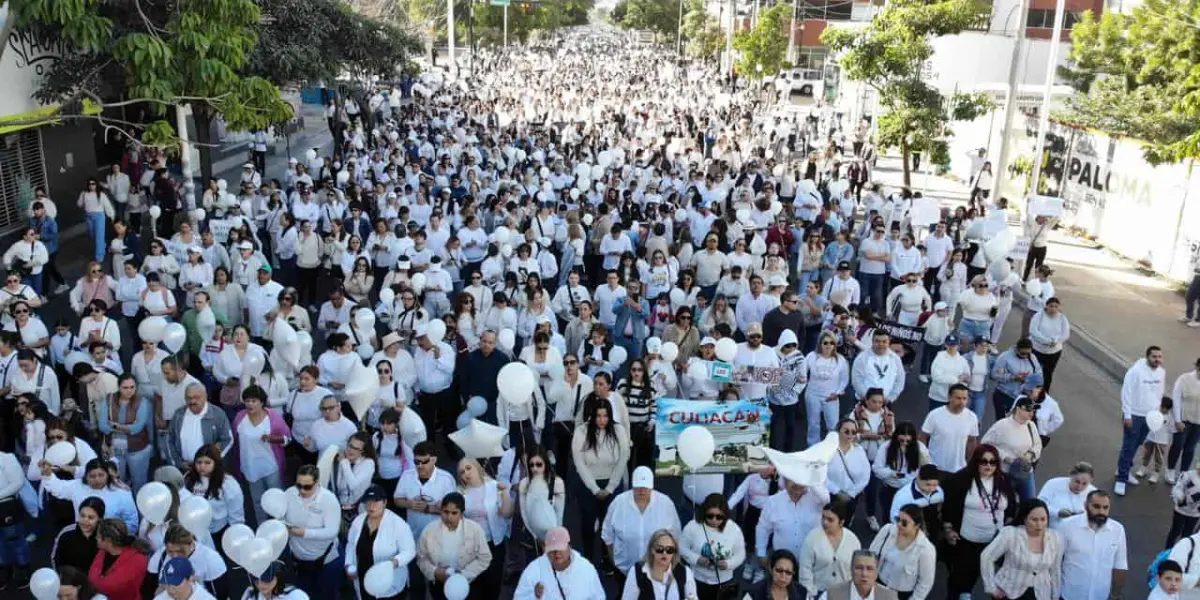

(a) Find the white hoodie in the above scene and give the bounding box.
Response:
[1122,358,1166,419]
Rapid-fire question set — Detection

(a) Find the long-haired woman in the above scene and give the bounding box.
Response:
[571,397,629,561]
[941,444,1018,599]
[870,422,930,530]
[89,518,150,600]
[681,493,745,600]
[979,498,1063,600]
[52,497,106,573]
[184,443,245,550]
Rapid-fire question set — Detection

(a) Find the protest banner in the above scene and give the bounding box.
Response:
[1029,195,1064,218]
[209,219,236,244]
[655,397,771,474]
[910,197,941,227]
[706,362,786,386]
[876,320,924,365]
[1009,237,1031,260]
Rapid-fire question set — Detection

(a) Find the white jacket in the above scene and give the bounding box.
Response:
[1122,358,1166,419]
[929,351,969,403]
[1168,533,1200,589]
[798,527,861,596]
[344,510,416,598]
[680,520,747,585]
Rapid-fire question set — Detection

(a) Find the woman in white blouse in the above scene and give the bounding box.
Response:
[316,332,358,401]
[233,386,289,526]
[517,288,556,349]
[1036,462,1096,529]
[797,500,859,599]
[213,325,268,387]
[979,499,1063,600]
[941,444,1018,600]
[141,239,180,290]
[620,529,699,600]
[139,273,178,319]
[804,332,850,447]
[2,226,49,293]
[367,359,408,430]
[179,247,214,308]
[335,432,377,512]
[871,423,932,531]
[183,444,245,545]
[285,365,333,465]
[345,484,416,600]
[681,494,745,600]
[372,408,415,499]
[456,457,514,595]
[516,445,565,542]
[77,299,121,353]
[7,300,50,358]
[870,504,937,600]
[115,261,148,320]
[825,419,871,521]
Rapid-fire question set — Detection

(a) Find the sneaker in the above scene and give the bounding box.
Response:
[1127,473,1140,485]
[1180,315,1193,323]
[1149,472,1160,483]
[52,283,68,295]
[918,375,930,383]
[1188,321,1200,328]
[1114,481,1127,496]
[867,516,881,532]
[1168,469,1179,484]
[1134,467,1147,478]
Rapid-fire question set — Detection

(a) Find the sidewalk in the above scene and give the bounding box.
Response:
[872,153,1195,382]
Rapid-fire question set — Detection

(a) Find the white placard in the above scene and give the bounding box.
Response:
[1008,237,1031,260]
[910,197,942,227]
[1029,195,1064,217]
[209,219,235,244]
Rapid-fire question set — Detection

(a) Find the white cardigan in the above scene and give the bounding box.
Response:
[463,479,512,543]
[869,524,937,599]
[798,527,861,597]
[344,510,416,599]
[679,520,747,586]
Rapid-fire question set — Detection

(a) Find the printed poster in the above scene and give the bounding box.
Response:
[654,397,771,474]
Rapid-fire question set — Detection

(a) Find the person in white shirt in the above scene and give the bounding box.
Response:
[870,504,936,600]
[920,384,979,474]
[603,467,683,579]
[888,465,944,524]
[884,272,931,327]
[412,324,456,436]
[887,234,922,291]
[619,529,698,600]
[514,527,606,600]
[284,465,343,598]
[1115,346,1167,496]
[851,330,905,403]
[856,226,891,314]
[393,440,457,546]
[600,225,633,271]
[1059,491,1127,600]
[345,485,416,600]
[1038,462,1097,529]
[679,493,745,597]
[756,478,830,566]
[154,554,218,600]
[827,419,872,508]
[734,322,780,400]
[244,266,283,342]
[183,443,245,540]
[309,396,356,455]
[798,499,861,598]
[928,334,970,413]
[1150,560,1185,600]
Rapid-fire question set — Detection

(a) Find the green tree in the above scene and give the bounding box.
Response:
[733,4,790,79]
[5,0,294,181]
[822,0,992,186]
[1058,3,1200,163]
[681,0,722,60]
[612,0,679,38]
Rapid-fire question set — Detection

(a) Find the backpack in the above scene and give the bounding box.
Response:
[1149,536,1194,589]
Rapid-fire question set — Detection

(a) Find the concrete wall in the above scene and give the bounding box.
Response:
[40,122,100,227]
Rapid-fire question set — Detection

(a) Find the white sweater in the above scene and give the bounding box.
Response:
[957,289,997,321]
[798,527,861,596]
[1122,358,1167,419]
[929,351,970,403]
[1029,311,1070,354]
[680,520,748,585]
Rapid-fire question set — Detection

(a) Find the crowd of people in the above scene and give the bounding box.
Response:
[0,25,1195,600]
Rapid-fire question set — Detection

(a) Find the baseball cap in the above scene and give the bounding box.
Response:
[837,261,851,270]
[1013,396,1036,411]
[361,484,387,503]
[944,333,960,346]
[934,301,947,311]
[632,466,654,489]
[1021,372,1044,391]
[415,323,428,339]
[160,556,195,586]
[257,263,272,274]
[700,336,717,346]
[545,527,571,553]
[238,241,254,250]
[746,323,764,337]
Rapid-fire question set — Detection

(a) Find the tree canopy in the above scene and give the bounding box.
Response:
[821,0,992,185]
[1058,0,1200,164]
[733,4,791,79]
[610,0,679,38]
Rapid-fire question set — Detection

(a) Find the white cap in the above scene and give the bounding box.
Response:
[238,241,254,250]
[934,301,948,311]
[415,323,428,339]
[778,329,799,348]
[187,246,203,254]
[645,337,662,354]
[700,336,717,346]
[632,466,654,489]
[243,162,255,169]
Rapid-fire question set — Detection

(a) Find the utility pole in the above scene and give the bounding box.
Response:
[468,0,475,77]
[1028,0,1066,196]
[447,0,457,76]
[504,3,509,47]
[787,0,799,64]
[677,0,686,55]
[991,0,1030,201]
[725,0,735,80]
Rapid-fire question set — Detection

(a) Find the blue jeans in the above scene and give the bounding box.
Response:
[805,390,839,447]
[116,445,152,493]
[857,272,886,314]
[1117,415,1151,481]
[0,520,30,565]
[799,270,819,291]
[86,211,106,262]
[1169,422,1200,471]
[920,342,943,376]
[958,318,991,344]
[769,402,800,452]
[969,390,987,425]
[993,389,1016,420]
[293,550,344,599]
[1008,468,1037,502]
[22,272,42,296]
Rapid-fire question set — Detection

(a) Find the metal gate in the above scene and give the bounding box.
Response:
[0,129,46,236]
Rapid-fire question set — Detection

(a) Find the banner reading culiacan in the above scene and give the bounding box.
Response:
[654,397,771,474]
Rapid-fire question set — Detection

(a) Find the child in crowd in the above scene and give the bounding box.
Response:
[1150,559,1183,600]
[1138,396,1177,483]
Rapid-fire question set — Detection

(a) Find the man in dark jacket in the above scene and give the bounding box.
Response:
[762,290,806,347]
[463,330,511,425]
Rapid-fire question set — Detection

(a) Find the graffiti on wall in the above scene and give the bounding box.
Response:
[7,28,65,76]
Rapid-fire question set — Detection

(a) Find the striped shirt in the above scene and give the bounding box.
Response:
[618,379,656,425]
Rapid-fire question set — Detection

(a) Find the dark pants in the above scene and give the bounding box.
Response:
[696,581,738,600]
[1187,275,1200,320]
[573,475,615,561]
[1168,422,1200,471]
[508,418,536,457]
[944,538,987,597]
[1117,416,1150,481]
[1023,245,1048,281]
[993,390,1016,420]
[298,266,319,306]
[858,272,886,315]
[292,553,344,600]
[253,150,267,174]
[769,403,800,452]
[1167,512,1200,549]
[879,484,899,522]
[278,257,297,288]
[1032,349,1062,392]
[920,342,943,377]
[629,424,655,472]
[544,421,574,481]
[418,388,460,438]
[44,253,65,288]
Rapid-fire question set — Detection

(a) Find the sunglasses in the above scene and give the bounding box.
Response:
[979,458,999,466]
[415,457,433,465]
[297,483,316,491]
[821,341,836,346]
[6,279,18,284]
[378,369,392,375]
[630,368,644,373]
[653,546,677,555]
[678,315,692,320]
[90,269,101,274]
[528,461,545,468]
[12,309,28,315]
[840,428,858,435]
[320,405,338,412]
[705,512,726,521]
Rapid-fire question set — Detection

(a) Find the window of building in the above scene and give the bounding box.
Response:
[1027,9,1083,28]
[0,130,47,236]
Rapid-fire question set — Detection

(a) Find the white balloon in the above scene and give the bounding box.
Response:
[217,179,228,192]
[379,288,396,306]
[988,259,1012,282]
[494,227,511,245]
[179,495,213,537]
[29,568,58,600]
[598,150,613,167]
[449,419,509,459]
[260,488,288,520]
[196,307,216,343]
[581,214,594,227]
[44,440,76,467]
[296,330,313,363]
[305,149,317,161]
[137,482,172,525]
[345,361,382,422]
[660,342,680,363]
[364,562,396,597]
[242,351,266,381]
[1025,279,1043,297]
[149,205,162,219]
[669,288,686,306]
[736,208,751,223]
[426,319,447,342]
[500,244,513,258]
[590,165,605,180]
[410,273,427,293]
[984,229,1016,263]
[678,426,716,469]
[609,346,628,369]
[221,524,254,565]
[570,188,581,200]
[770,201,783,217]
[497,329,516,353]
[498,362,536,406]
[256,519,289,559]
[355,307,376,333]
[399,406,428,445]
[337,170,350,185]
[138,316,169,343]
[163,323,187,354]
[273,318,300,368]
[240,537,275,577]
[715,338,737,362]
[444,574,470,600]
[1147,410,1166,432]
[192,208,206,222]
